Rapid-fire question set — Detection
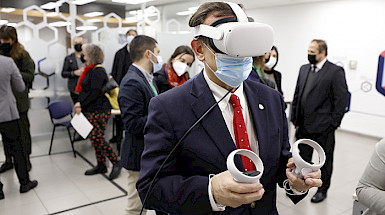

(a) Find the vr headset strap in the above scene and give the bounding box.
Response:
[194,24,223,40]
[225,2,248,22]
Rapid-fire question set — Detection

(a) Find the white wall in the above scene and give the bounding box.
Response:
[246,0,385,138]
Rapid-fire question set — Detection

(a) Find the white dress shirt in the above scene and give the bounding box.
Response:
[313,57,327,73]
[203,69,259,211]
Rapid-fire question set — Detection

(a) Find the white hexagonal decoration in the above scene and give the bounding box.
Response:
[23,5,48,29]
[55,0,87,36]
[166,19,180,33]
[38,25,58,46]
[145,6,160,23]
[103,13,122,29]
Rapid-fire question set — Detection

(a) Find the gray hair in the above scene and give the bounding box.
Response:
[83,43,104,65]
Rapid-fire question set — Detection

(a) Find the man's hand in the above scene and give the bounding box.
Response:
[211,171,265,208]
[74,67,84,76]
[286,158,322,192]
[74,102,82,114]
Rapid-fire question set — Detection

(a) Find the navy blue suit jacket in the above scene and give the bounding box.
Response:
[137,72,304,214]
[118,65,157,171]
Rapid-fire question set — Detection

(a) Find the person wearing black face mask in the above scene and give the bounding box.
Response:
[291,39,349,203]
[61,36,86,104]
[0,25,35,173]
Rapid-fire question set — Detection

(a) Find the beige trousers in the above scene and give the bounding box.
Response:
[125,169,147,215]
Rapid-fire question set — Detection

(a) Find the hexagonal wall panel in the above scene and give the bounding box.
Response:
[38,26,58,45]
[23,5,47,29]
[104,13,122,29]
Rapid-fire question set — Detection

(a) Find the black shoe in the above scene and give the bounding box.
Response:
[109,136,120,144]
[0,162,13,173]
[0,190,4,200]
[20,180,38,193]
[108,163,122,180]
[311,192,327,203]
[85,164,107,175]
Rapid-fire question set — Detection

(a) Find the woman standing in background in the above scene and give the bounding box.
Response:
[0,25,35,172]
[154,45,195,94]
[74,44,121,180]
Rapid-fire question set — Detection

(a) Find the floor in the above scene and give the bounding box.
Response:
[0,122,380,214]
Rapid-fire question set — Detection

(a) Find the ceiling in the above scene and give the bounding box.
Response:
[95,0,337,11]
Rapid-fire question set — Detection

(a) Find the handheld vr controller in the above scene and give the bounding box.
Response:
[226,149,264,184]
[291,139,326,179]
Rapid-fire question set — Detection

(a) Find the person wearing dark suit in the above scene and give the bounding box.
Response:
[0,25,35,173]
[0,55,38,200]
[137,2,322,214]
[109,29,137,147]
[291,39,349,203]
[118,35,161,215]
[61,36,86,104]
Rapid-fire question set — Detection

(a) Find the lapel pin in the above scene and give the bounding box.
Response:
[259,104,264,110]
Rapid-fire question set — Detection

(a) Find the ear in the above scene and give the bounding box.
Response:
[191,40,205,62]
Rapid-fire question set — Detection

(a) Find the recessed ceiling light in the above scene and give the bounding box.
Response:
[84,12,104,17]
[112,0,153,5]
[41,2,58,10]
[73,0,96,5]
[76,26,97,31]
[47,12,59,17]
[49,21,71,27]
[86,18,102,23]
[0,20,9,25]
[1,8,16,13]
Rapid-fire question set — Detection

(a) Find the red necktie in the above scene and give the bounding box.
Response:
[230,94,255,171]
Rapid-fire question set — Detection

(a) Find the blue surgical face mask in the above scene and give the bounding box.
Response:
[149,50,163,73]
[126,35,135,44]
[203,43,252,88]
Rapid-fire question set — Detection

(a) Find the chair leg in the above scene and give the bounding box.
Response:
[67,127,76,158]
[48,126,56,155]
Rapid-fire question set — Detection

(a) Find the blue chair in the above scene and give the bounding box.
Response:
[47,100,76,157]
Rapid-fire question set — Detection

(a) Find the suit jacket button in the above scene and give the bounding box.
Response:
[251,201,256,208]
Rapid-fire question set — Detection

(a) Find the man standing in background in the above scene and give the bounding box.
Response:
[61,36,85,104]
[118,35,160,215]
[291,39,349,203]
[109,29,137,147]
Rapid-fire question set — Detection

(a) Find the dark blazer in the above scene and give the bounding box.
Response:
[248,68,276,90]
[137,72,304,214]
[153,64,172,94]
[61,53,80,93]
[12,50,35,113]
[118,65,157,171]
[290,60,349,133]
[78,66,111,113]
[111,46,133,85]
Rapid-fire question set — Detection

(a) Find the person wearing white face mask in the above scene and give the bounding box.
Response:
[117,35,162,215]
[263,46,284,96]
[109,29,137,148]
[154,45,195,94]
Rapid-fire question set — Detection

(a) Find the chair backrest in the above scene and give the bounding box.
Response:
[48,100,73,120]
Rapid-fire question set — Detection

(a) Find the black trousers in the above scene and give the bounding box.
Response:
[295,127,335,194]
[0,119,30,186]
[2,110,32,157]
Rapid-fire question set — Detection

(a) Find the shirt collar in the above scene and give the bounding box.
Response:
[203,69,246,111]
[314,57,327,72]
[133,63,153,84]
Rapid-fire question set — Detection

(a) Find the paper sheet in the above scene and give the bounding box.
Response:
[71,113,93,139]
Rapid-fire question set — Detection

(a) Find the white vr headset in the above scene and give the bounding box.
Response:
[194,2,274,58]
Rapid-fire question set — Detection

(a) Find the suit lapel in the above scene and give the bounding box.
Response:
[190,73,236,160]
[298,65,311,99]
[132,66,156,97]
[243,81,269,162]
[305,61,330,95]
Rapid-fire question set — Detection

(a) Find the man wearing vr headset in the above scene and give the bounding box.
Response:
[137,2,322,214]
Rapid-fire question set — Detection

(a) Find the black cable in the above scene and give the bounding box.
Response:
[140,89,233,214]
